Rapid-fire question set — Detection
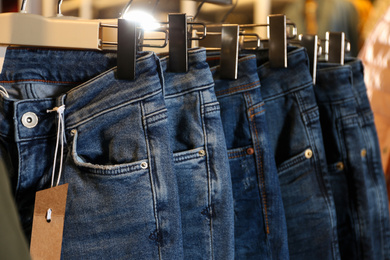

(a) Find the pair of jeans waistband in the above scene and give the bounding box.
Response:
[0,48,164,141]
[315,63,355,103]
[206,54,261,98]
[159,48,215,98]
[247,47,313,100]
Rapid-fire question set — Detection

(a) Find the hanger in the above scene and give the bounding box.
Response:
[289,34,319,84]
[0,0,102,49]
[239,14,297,68]
[196,24,260,80]
[324,31,345,65]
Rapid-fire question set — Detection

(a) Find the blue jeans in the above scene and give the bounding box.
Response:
[315,62,362,259]
[316,60,390,259]
[160,48,234,260]
[246,47,340,259]
[207,54,289,259]
[0,48,184,259]
[347,58,390,259]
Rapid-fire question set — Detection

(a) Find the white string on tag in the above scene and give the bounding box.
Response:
[47,105,66,187]
[0,85,9,98]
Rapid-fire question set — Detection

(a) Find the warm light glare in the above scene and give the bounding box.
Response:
[122,10,159,31]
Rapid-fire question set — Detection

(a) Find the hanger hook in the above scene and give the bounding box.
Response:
[57,0,64,16]
[20,0,28,13]
[120,0,134,18]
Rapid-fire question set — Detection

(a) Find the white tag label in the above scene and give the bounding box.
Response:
[0,46,7,73]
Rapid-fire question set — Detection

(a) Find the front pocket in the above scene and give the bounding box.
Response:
[71,129,149,175]
[277,147,313,175]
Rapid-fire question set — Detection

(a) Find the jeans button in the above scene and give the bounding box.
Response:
[21,112,38,128]
[304,149,313,159]
[361,149,367,158]
[336,162,344,171]
[246,148,254,155]
[140,162,148,169]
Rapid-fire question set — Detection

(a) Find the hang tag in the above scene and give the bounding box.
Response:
[0,46,7,73]
[30,184,68,260]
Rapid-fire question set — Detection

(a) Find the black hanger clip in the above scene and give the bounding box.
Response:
[220,24,239,80]
[169,13,188,73]
[268,14,287,68]
[299,34,318,84]
[117,18,137,80]
[325,31,345,65]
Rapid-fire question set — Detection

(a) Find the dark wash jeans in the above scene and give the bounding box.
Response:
[0,48,184,259]
[206,54,289,260]
[159,48,235,260]
[244,47,340,259]
[349,59,390,259]
[315,60,390,260]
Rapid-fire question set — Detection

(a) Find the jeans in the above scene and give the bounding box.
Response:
[0,48,184,259]
[207,54,289,259]
[347,58,390,259]
[315,62,362,259]
[247,47,340,259]
[160,48,234,260]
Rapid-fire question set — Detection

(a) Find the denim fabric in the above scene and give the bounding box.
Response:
[206,54,289,260]
[0,48,184,259]
[315,63,361,259]
[347,58,390,259]
[246,47,340,259]
[159,48,234,260]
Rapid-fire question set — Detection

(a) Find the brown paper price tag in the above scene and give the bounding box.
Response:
[30,184,68,260]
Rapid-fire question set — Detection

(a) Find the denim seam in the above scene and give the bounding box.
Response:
[71,132,148,174]
[145,109,168,125]
[336,118,364,257]
[140,100,161,259]
[173,148,205,163]
[65,90,162,130]
[295,90,340,258]
[0,79,83,85]
[245,92,270,235]
[164,82,215,99]
[263,82,313,102]
[204,103,220,115]
[215,81,260,97]
[361,123,388,256]
[277,153,307,172]
[200,91,214,260]
[227,145,253,159]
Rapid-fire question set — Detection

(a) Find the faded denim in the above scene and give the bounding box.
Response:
[206,54,289,260]
[160,48,234,260]
[244,47,340,259]
[0,48,184,259]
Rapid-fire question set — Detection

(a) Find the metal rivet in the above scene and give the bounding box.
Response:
[71,129,77,136]
[246,148,254,155]
[21,112,38,128]
[336,162,344,171]
[361,149,367,158]
[140,162,148,169]
[199,150,206,157]
[305,149,313,159]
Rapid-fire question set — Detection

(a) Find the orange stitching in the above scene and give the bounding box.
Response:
[228,151,247,159]
[244,92,270,234]
[0,79,82,84]
[250,109,265,119]
[215,81,260,96]
[248,103,265,113]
